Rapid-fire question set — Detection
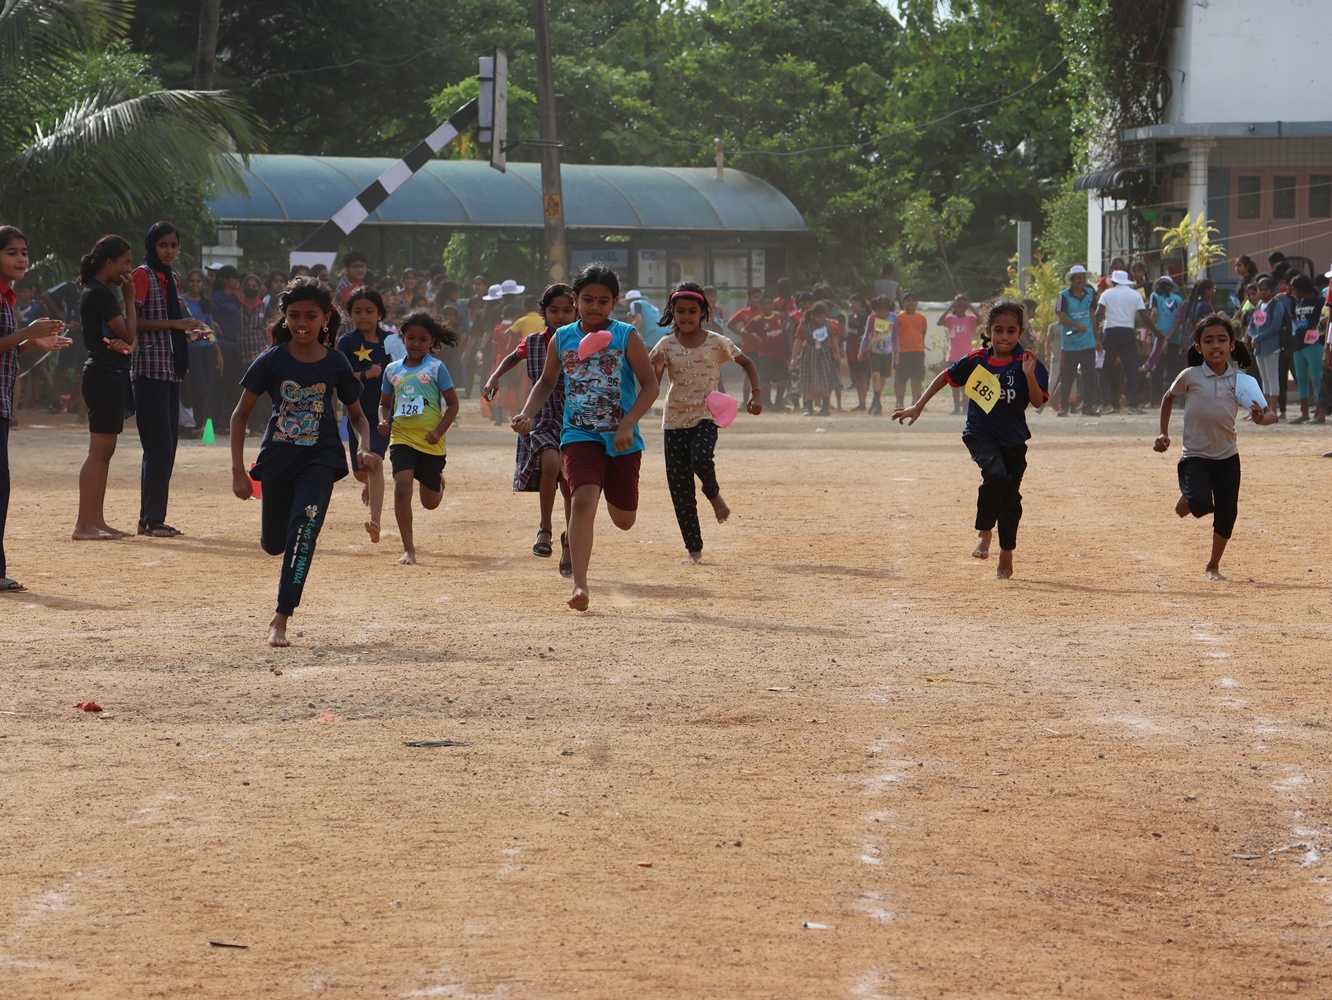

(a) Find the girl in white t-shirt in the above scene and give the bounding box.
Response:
[648,282,762,563]
[1154,315,1275,580]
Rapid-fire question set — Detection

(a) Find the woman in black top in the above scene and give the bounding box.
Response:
[73,235,137,541]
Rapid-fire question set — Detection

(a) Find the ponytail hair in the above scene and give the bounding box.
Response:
[269,276,340,347]
[1188,313,1253,369]
[0,225,26,255]
[399,310,460,350]
[78,234,132,286]
[980,298,1026,348]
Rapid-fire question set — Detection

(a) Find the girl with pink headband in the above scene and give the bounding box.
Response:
[648,281,762,563]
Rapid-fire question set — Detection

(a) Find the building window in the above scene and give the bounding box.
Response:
[1310,176,1332,218]
[1273,176,1297,219]
[1237,176,1261,219]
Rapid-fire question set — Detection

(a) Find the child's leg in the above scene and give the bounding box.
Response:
[366,459,384,541]
[893,360,906,409]
[73,432,123,539]
[965,436,1026,576]
[268,466,335,645]
[0,420,10,581]
[664,427,703,558]
[392,468,417,563]
[691,420,729,526]
[1206,455,1240,578]
[567,483,600,609]
[259,477,295,556]
[538,448,562,532]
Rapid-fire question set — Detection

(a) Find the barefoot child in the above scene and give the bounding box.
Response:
[483,283,577,573]
[858,295,896,415]
[0,226,72,591]
[338,286,391,543]
[1154,314,1275,580]
[378,311,460,565]
[512,263,659,611]
[230,277,380,647]
[938,294,980,413]
[892,299,1049,579]
[648,281,762,563]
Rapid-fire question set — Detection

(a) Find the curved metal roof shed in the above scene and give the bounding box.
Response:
[210,155,806,233]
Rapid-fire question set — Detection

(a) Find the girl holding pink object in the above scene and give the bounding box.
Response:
[648,282,762,563]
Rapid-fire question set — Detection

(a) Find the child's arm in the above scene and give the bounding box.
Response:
[425,388,460,444]
[230,389,260,498]
[1154,386,1178,452]
[892,369,950,425]
[512,337,563,434]
[1020,351,1045,409]
[736,352,763,414]
[612,332,660,453]
[378,389,393,437]
[483,349,522,400]
[0,316,66,354]
[346,401,380,470]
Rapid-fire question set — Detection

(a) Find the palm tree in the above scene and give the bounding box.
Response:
[0,0,261,265]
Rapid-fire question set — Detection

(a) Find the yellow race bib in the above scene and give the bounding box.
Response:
[964,365,1002,413]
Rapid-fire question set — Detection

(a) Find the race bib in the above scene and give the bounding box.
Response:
[1305,328,1321,345]
[964,366,1003,413]
[395,393,424,418]
[1253,308,1267,326]
[811,326,829,343]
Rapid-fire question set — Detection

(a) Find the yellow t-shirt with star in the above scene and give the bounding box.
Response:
[648,331,742,430]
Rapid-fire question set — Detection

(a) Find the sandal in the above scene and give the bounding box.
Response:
[0,578,27,593]
[533,527,554,558]
[558,531,573,578]
[137,521,183,538]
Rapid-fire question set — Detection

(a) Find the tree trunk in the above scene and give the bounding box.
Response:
[194,0,222,90]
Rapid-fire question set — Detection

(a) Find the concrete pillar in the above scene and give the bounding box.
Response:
[1185,138,1216,273]
[1086,190,1103,273]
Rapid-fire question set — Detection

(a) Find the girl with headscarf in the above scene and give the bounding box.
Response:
[131,221,208,536]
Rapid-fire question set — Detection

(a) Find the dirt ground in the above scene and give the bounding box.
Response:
[3,400,1332,999]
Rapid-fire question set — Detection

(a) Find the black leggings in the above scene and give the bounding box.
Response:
[133,378,181,524]
[664,422,720,554]
[964,434,1027,551]
[259,464,337,616]
[1178,454,1240,539]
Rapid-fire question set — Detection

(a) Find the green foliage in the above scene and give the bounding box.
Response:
[0,4,259,273]
[1040,183,1088,274]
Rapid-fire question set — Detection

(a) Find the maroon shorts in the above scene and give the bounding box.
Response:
[562,441,642,511]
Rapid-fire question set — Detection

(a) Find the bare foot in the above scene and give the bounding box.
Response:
[365,520,380,543]
[1206,564,1226,581]
[996,549,1014,579]
[683,551,703,564]
[972,530,992,560]
[397,551,416,565]
[1175,494,1191,518]
[709,493,730,523]
[97,523,131,537]
[71,527,122,540]
[267,614,290,647]
[567,587,590,611]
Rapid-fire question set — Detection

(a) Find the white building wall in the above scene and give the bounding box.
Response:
[1167,0,1330,125]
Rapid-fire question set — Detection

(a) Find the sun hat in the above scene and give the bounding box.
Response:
[1154,275,1178,291]
[624,289,643,301]
[499,278,525,295]
[482,283,504,301]
[1110,269,1133,285]
[1065,264,1087,280]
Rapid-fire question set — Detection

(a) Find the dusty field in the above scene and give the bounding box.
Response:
[3,402,1332,999]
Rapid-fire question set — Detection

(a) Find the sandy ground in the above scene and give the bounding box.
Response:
[3,401,1332,999]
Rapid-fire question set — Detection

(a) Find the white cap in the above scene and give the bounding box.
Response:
[624,289,643,301]
[499,279,526,295]
[483,283,504,301]
[1110,269,1133,285]
[1065,264,1087,280]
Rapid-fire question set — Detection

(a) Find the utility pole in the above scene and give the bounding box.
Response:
[1016,220,1033,294]
[194,0,221,89]
[533,0,567,283]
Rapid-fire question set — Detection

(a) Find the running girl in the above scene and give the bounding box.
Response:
[512,263,659,611]
[648,281,762,563]
[892,300,1049,579]
[1155,314,1275,580]
[0,226,71,591]
[230,277,379,647]
[378,311,460,566]
[483,282,577,573]
[73,235,138,541]
[338,286,392,543]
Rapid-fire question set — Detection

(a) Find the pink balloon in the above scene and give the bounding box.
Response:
[705,390,738,428]
[578,330,613,360]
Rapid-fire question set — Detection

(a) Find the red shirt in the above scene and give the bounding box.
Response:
[743,311,787,360]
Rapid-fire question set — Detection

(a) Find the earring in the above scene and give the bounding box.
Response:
[322,324,329,334]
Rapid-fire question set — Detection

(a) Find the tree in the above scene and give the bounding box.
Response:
[1,0,259,271]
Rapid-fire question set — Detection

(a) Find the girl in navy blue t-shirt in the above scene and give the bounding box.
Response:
[337,285,392,543]
[893,300,1049,579]
[230,277,380,647]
